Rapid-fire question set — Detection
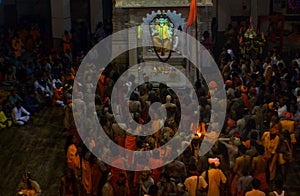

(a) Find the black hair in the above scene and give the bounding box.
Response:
[159,173,170,182]
[148,184,159,195]
[256,144,265,155]
[188,164,197,172]
[238,144,247,154]
[274,178,283,190]
[64,134,75,154]
[252,178,261,189]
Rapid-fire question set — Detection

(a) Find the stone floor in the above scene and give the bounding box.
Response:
[286,152,300,195]
[0,106,66,195]
[0,106,300,195]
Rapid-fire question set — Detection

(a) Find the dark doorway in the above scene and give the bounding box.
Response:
[4,4,17,28]
[70,0,91,54]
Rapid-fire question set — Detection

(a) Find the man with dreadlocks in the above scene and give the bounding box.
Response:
[17,172,42,196]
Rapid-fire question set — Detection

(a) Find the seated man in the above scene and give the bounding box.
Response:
[52,82,64,106]
[12,101,30,126]
[17,172,42,196]
[24,91,43,114]
[9,90,23,106]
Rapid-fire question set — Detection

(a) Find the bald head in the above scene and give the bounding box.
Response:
[166,95,171,103]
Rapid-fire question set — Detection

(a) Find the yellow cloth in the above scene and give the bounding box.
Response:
[201,168,227,196]
[138,26,142,39]
[156,24,169,40]
[280,120,297,144]
[262,131,279,181]
[184,176,208,196]
[0,111,12,128]
[262,132,279,156]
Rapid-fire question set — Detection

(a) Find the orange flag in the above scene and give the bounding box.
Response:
[186,0,197,32]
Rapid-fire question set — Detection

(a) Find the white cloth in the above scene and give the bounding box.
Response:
[273,191,285,196]
[52,79,62,89]
[277,105,287,119]
[12,106,30,125]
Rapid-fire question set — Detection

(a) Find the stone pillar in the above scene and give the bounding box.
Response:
[128,27,138,67]
[128,14,138,67]
[217,0,230,32]
[214,0,230,57]
[251,0,258,31]
[0,3,4,27]
[90,0,103,34]
[50,0,71,51]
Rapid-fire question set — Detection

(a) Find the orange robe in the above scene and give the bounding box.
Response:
[30,30,40,42]
[62,34,72,53]
[52,87,63,105]
[66,144,80,176]
[125,135,136,166]
[12,38,23,57]
[241,93,249,108]
[251,155,269,191]
[114,136,125,148]
[110,157,127,187]
[82,159,92,194]
[280,120,296,144]
[97,75,110,101]
[262,132,279,181]
[201,168,227,196]
[91,163,103,196]
[20,189,36,196]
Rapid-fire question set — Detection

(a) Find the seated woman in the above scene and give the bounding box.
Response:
[2,99,13,120]
[0,105,12,129]
[17,172,42,196]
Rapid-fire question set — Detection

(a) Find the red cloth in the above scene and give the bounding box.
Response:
[149,158,164,183]
[125,136,136,166]
[241,93,249,108]
[91,163,103,196]
[82,159,92,194]
[111,157,127,187]
[115,136,125,148]
[52,87,63,105]
[186,0,197,32]
[125,136,136,150]
[253,172,269,191]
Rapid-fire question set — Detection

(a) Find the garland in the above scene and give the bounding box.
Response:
[288,0,300,10]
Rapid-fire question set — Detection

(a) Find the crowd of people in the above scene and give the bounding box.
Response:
[0,23,85,195]
[1,20,300,196]
[62,25,300,196]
